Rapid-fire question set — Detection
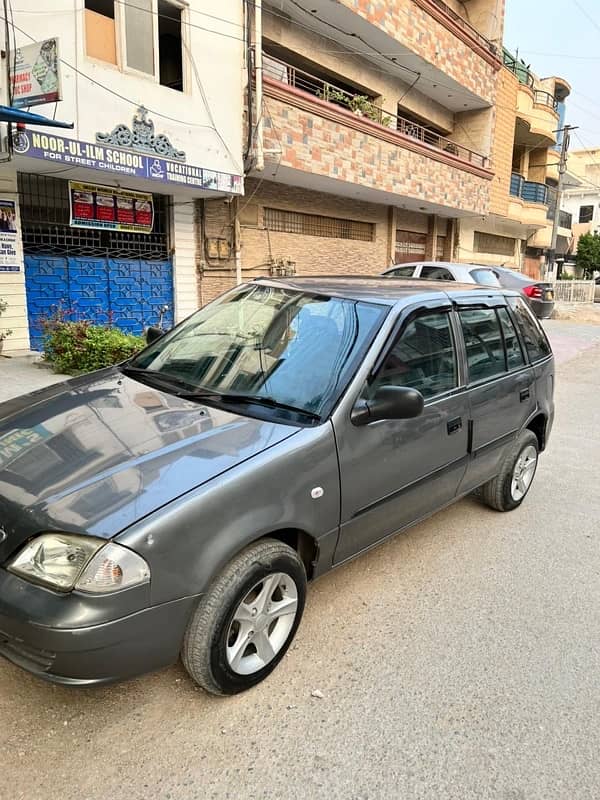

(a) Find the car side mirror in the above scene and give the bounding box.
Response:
[145,326,164,345]
[351,385,425,426]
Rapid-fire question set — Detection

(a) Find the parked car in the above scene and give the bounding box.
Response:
[490,266,555,319]
[0,278,554,695]
[383,261,501,287]
[595,276,600,303]
[383,262,554,319]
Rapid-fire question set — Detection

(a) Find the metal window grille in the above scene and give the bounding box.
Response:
[17,172,171,259]
[474,231,515,257]
[264,207,374,242]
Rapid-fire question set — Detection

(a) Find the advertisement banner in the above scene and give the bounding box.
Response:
[10,38,62,109]
[69,182,155,234]
[13,131,244,194]
[0,200,19,272]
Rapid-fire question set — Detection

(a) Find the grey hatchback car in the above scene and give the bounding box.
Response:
[0,278,554,694]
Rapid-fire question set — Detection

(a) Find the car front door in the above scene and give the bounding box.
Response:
[455,299,536,493]
[333,303,470,564]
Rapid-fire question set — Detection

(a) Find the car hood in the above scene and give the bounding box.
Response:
[0,369,299,556]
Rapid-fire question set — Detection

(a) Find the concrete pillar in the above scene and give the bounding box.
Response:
[172,193,200,322]
[444,219,456,261]
[387,206,397,268]
[424,214,439,260]
[0,167,29,353]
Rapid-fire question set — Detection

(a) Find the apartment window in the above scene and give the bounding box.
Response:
[158,1,183,91]
[264,208,374,242]
[86,0,114,15]
[85,0,185,91]
[124,0,155,74]
[474,231,515,257]
[579,205,594,224]
[85,0,117,64]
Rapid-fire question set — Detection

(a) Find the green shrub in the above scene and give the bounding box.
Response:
[43,319,145,374]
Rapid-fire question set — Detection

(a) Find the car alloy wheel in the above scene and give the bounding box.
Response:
[226,572,299,675]
[510,444,538,501]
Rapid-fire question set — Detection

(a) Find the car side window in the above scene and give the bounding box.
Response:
[367,311,457,400]
[459,308,506,383]
[420,266,455,281]
[507,297,551,362]
[497,307,525,370]
[387,266,415,277]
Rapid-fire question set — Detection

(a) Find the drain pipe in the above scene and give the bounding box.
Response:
[254,0,264,172]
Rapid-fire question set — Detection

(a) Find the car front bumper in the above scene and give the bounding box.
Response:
[0,570,199,685]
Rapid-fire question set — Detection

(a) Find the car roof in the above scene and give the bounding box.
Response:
[383,261,493,273]
[253,275,515,307]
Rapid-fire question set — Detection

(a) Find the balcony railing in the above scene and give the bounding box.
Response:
[425,0,499,56]
[263,55,489,169]
[503,49,534,89]
[510,173,548,204]
[534,90,559,111]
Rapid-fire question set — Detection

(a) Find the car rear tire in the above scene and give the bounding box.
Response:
[182,539,306,695]
[481,430,539,512]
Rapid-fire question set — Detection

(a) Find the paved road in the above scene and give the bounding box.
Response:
[1,322,600,800]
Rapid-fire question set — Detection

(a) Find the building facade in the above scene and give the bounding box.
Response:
[456,51,572,278]
[199,0,505,302]
[0,0,244,353]
[561,148,600,265]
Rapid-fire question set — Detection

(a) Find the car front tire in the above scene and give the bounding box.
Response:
[481,430,539,512]
[182,539,306,695]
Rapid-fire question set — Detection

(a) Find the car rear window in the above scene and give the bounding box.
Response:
[508,297,551,362]
[469,269,501,287]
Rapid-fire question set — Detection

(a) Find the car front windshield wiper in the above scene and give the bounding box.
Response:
[119,364,195,392]
[176,390,321,421]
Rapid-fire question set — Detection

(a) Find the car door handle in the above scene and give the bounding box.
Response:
[520,388,531,402]
[447,417,462,435]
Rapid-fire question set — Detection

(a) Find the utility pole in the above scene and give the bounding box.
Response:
[546,124,577,279]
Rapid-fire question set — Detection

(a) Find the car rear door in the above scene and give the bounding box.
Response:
[333,301,470,564]
[455,296,536,493]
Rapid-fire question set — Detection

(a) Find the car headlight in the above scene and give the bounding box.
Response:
[7,533,150,594]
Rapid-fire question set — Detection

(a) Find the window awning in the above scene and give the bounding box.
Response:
[0,105,74,129]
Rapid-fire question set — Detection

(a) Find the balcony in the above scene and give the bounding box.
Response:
[503,49,534,88]
[534,91,559,112]
[509,174,549,228]
[261,57,493,216]
[510,174,548,205]
[263,56,489,169]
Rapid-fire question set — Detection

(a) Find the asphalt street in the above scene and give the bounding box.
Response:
[1,320,599,800]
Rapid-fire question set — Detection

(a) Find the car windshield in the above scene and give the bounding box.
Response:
[129,283,387,418]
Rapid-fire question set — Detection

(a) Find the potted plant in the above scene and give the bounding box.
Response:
[348,95,393,127]
[0,298,13,354]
